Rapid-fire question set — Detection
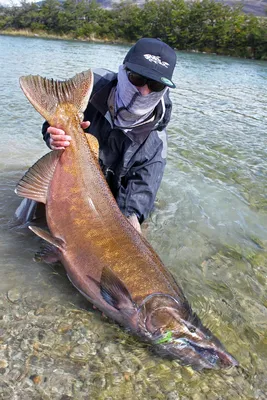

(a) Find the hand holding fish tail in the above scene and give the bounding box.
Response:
[80,121,90,130]
[47,127,71,150]
[47,121,90,150]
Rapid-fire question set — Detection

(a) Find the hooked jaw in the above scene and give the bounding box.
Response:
[153,336,239,370]
[136,293,238,370]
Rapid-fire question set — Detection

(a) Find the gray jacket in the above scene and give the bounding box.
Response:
[42,68,172,223]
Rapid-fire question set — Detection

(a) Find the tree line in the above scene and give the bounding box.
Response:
[0,0,266,59]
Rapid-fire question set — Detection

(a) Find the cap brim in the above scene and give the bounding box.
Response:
[125,62,176,89]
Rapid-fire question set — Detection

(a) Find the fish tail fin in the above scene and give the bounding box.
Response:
[19,69,94,123]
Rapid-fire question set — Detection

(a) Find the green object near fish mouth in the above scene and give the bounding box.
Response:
[154,331,173,344]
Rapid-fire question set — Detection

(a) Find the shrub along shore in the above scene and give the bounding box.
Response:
[0,0,266,60]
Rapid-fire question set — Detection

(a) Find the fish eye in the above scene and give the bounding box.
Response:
[189,327,196,333]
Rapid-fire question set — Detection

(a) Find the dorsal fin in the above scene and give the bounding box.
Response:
[15,151,61,204]
[19,69,94,123]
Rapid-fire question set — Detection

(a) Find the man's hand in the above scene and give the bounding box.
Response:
[128,214,142,234]
[47,121,90,150]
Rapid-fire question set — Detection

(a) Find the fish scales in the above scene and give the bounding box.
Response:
[47,115,178,299]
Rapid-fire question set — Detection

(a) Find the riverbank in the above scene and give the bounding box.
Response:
[1,29,265,60]
[1,0,266,60]
[0,29,128,45]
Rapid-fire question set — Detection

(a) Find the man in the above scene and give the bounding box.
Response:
[43,38,176,233]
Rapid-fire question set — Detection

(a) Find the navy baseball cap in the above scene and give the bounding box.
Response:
[123,38,177,89]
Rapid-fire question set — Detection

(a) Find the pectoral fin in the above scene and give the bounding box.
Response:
[87,266,136,316]
[29,226,65,251]
[15,151,61,204]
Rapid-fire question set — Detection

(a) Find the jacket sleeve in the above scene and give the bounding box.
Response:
[42,120,51,148]
[116,130,167,224]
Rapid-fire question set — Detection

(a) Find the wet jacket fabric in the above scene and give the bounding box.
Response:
[42,68,172,223]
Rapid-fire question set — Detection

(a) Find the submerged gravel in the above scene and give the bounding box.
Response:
[0,286,266,400]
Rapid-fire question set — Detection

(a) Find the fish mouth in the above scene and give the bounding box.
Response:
[156,338,238,370]
[185,339,238,369]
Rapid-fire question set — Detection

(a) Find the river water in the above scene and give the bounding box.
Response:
[0,35,267,399]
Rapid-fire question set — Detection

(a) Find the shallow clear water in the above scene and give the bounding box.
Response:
[0,35,267,399]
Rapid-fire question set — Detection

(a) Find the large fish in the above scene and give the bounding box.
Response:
[16,70,238,370]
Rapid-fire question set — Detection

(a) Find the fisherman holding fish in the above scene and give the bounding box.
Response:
[43,38,177,233]
[16,38,238,370]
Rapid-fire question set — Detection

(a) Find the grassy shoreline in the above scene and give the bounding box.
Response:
[0,29,129,45]
[1,29,265,60]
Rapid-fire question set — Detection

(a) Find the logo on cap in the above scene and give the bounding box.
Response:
[144,54,169,68]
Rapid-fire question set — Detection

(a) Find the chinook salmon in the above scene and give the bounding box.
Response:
[16,70,238,370]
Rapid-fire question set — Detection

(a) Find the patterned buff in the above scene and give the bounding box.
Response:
[113,65,167,129]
